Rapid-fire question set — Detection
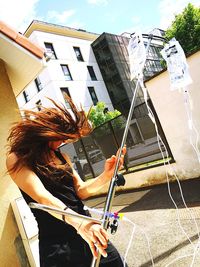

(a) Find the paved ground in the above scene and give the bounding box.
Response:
[85,178,200,267]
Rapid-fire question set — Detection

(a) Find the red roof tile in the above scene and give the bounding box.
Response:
[0,20,44,59]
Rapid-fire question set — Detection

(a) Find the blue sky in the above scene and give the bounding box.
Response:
[0,0,200,35]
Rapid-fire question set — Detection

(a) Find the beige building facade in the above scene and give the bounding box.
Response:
[0,21,45,267]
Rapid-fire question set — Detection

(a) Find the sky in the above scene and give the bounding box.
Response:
[0,0,200,35]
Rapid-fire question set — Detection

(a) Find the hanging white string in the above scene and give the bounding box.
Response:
[122,217,136,267]
[126,32,200,266]
[149,38,200,265]
[164,237,200,267]
[139,80,199,248]
[161,38,200,163]
[165,253,195,267]
[145,92,200,267]
[122,217,155,267]
[128,33,199,247]
[182,88,200,163]
[127,33,200,266]
[160,38,200,229]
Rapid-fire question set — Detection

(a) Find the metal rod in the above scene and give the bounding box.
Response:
[91,34,154,267]
[29,202,102,223]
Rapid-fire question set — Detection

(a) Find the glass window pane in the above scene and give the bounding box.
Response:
[61,65,73,80]
[73,47,84,61]
[88,87,98,105]
[35,77,43,92]
[87,66,97,81]
[44,42,57,59]
[60,87,71,108]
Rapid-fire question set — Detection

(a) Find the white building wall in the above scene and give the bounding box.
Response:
[17,30,113,112]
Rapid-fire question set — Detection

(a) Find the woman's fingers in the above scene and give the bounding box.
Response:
[100,227,109,242]
[89,238,107,258]
[95,241,108,258]
[90,225,108,257]
[93,228,108,248]
[80,222,109,258]
[89,241,98,258]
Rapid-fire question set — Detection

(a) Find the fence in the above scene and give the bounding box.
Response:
[60,111,173,181]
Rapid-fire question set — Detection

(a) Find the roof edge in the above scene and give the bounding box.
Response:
[0,20,44,59]
[24,20,99,41]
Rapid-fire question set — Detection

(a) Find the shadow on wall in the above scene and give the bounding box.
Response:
[0,205,29,267]
[118,177,200,213]
[14,235,30,267]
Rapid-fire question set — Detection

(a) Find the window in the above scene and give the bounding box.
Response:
[60,87,71,108]
[73,47,84,61]
[23,90,30,103]
[35,77,43,92]
[87,66,97,81]
[88,87,98,105]
[44,42,57,59]
[61,65,73,81]
[35,100,42,111]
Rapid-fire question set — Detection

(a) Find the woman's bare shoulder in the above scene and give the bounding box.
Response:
[6,152,18,166]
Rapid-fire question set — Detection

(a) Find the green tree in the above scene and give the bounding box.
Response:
[88,102,121,128]
[165,3,200,54]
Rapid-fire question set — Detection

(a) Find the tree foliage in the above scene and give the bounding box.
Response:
[88,102,121,128]
[165,3,200,54]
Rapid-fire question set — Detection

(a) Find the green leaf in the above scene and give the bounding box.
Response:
[88,102,121,128]
[164,3,200,54]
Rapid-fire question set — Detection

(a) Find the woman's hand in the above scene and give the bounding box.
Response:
[103,146,127,180]
[77,220,109,258]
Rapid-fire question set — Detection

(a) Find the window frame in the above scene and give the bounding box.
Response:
[23,90,30,103]
[35,77,43,92]
[88,86,98,105]
[60,64,73,81]
[44,42,57,59]
[35,100,42,111]
[87,66,97,81]
[60,87,71,108]
[73,46,84,62]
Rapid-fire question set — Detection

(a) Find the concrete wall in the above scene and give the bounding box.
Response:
[0,59,27,267]
[146,51,200,175]
[95,50,200,195]
[123,50,200,190]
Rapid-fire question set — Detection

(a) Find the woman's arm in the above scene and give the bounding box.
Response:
[71,147,126,199]
[6,153,82,226]
[6,152,108,258]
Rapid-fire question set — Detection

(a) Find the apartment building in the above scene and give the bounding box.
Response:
[17,20,113,112]
[91,30,165,115]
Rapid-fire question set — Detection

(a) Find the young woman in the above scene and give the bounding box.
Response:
[6,97,127,267]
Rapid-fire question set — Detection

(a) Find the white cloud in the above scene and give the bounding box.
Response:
[159,0,200,30]
[0,0,40,32]
[47,10,76,24]
[66,21,85,29]
[46,9,85,29]
[119,16,152,36]
[87,0,108,5]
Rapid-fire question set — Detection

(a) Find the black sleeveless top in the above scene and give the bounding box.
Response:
[21,150,89,241]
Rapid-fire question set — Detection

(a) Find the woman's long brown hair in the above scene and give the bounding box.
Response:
[7,96,92,179]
